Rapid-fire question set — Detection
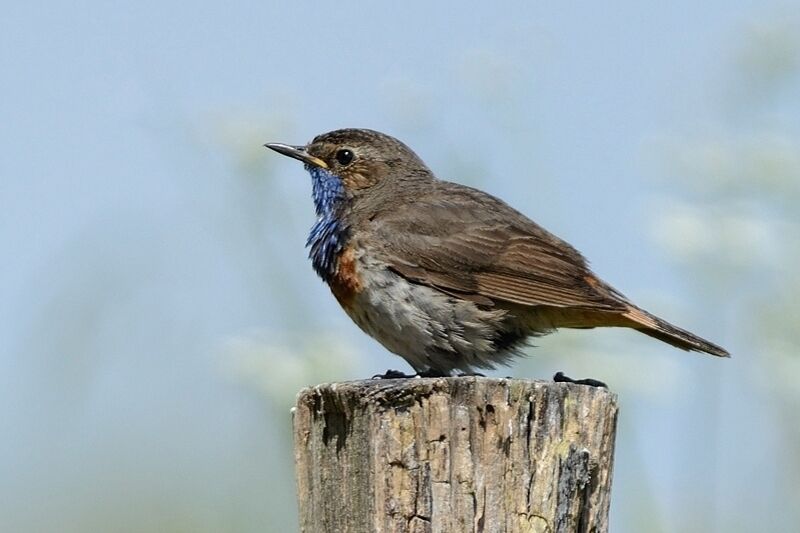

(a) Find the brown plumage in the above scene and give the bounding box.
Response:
[369,179,728,357]
[265,128,729,376]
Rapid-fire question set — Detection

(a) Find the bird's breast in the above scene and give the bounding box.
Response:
[328,244,364,308]
[319,242,520,375]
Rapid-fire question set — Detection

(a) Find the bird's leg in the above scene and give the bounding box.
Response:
[553,371,607,388]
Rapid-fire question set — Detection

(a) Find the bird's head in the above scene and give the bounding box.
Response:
[265,129,432,202]
[265,129,432,277]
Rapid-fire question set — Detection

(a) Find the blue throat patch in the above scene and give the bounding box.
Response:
[306,166,349,281]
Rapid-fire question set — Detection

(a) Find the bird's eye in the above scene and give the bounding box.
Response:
[335,149,354,166]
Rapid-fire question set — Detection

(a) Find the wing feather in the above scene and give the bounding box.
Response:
[369,181,627,311]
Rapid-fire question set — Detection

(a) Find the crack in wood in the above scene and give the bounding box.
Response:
[294,377,617,532]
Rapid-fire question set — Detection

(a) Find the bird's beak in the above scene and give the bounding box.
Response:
[263,143,329,169]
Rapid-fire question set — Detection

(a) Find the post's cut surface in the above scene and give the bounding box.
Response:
[293,377,618,533]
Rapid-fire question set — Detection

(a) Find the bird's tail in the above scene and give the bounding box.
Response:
[623,306,730,357]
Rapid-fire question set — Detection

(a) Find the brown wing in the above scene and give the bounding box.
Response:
[369,181,627,311]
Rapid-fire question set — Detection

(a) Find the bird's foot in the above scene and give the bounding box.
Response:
[372,368,452,379]
[416,369,449,378]
[455,371,486,377]
[553,371,607,388]
[372,369,416,379]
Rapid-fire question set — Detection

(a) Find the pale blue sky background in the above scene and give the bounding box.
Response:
[2,2,799,532]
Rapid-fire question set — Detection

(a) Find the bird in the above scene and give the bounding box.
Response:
[264,128,729,379]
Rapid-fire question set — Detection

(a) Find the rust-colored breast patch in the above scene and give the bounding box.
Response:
[329,246,363,308]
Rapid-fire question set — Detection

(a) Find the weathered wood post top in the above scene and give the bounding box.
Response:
[293,377,618,533]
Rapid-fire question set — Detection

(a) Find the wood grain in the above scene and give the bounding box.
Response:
[293,377,618,533]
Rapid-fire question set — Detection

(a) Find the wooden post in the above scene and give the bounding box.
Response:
[293,377,618,533]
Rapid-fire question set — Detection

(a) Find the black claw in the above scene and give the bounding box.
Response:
[416,369,448,378]
[553,371,607,388]
[372,368,452,379]
[456,371,486,377]
[372,369,415,379]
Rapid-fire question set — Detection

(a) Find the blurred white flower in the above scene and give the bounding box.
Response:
[650,201,778,268]
[660,133,800,198]
[218,329,362,405]
[650,202,714,260]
